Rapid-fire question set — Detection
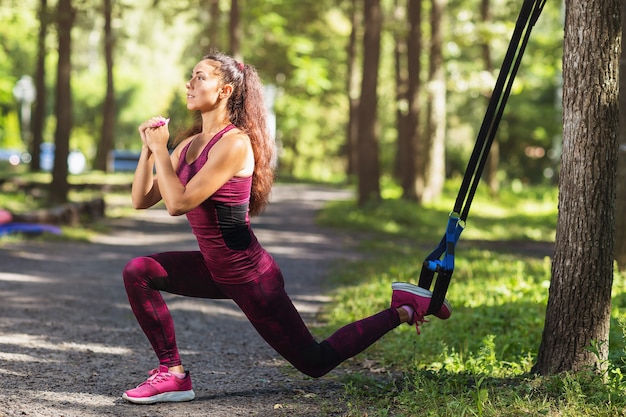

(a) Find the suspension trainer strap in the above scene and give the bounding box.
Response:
[419,0,546,315]
[456,0,546,221]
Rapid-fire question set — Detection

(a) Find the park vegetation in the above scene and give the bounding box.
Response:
[1,0,625,415]
[315,181,626,416]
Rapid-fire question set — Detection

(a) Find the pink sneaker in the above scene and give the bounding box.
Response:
[122,365,195,404]
[391,282,452,327]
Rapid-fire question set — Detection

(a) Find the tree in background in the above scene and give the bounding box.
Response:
[533,0,619,374]
[49,0,74,205]
[392,0,408,192]
[31,0,48,172]
[400,0,421,201]
[93,0,115,172]
[356,0,381,206]
[346,0,360,181]
[229,0,242,60]
[423,0,446,203]
[207,0,221,51]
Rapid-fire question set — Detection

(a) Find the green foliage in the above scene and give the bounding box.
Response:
[0,0,564,185]
[445,0,563,183]
[242,0,351,180]
[316,182,626,416]
[0,0,39,149]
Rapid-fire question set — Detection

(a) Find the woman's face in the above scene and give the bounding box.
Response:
[185,60,224,112]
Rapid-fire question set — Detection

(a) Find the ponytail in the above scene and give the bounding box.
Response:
[231,62,275,216]
[188,50,276,216]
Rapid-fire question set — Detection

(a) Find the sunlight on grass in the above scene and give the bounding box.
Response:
[1,171,623,415]
[319,180,558,244]
[317,181,626,416]
[323,258,626,416]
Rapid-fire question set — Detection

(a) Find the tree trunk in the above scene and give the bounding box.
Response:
[94,0,115,172]
[31,0,47,172]
[357,0,381,206]
[401,0,421,201]
[532,0,619,375]
[393,0,408,185]
[229,0,241,61]
[49,0,74,205]
[423,0,446,203]
[615,0,626,271]
[207,0,221,51]
[346,0,360,180]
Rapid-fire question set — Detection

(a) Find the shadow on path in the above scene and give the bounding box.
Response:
[0,184,358,417]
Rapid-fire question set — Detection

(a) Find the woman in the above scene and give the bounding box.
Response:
[122,50,452,405]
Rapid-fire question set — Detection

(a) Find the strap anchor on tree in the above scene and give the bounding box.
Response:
[418,0,546,316]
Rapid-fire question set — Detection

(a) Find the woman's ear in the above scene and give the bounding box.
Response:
[219,84,233,99]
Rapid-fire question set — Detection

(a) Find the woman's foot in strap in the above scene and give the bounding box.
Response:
[391,282,452,333]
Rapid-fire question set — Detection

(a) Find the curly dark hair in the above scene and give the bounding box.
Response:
[174,50,276,216]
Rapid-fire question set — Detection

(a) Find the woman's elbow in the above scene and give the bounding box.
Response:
[131,199,148,210]
[165,202,188,216]
[131,194,158,210]
[167,208,186,216]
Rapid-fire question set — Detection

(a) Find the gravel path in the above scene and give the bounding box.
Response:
[0,184,362,417]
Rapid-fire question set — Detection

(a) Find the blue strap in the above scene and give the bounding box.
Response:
[417,213,464,314]
[424,213,465,273]
[418,214,465,315]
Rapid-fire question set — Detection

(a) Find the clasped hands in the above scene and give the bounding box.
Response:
[138,116,171,152]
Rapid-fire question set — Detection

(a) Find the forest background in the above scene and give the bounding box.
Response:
[0,0,562,191]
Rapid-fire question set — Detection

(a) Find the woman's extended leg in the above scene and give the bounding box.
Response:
[220,260,405,378]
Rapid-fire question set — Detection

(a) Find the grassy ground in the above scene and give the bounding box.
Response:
[2,168,624,415]
[315,180,626,416]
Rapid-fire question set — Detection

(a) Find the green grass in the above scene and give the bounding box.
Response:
[317,179,558,242]
[2,169,624,415]
[315,180,626,416]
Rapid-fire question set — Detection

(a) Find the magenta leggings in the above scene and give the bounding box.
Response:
[122,251,400,378]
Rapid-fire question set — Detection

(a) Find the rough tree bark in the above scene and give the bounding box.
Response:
[615,0,626,270]
[532,0,619,375]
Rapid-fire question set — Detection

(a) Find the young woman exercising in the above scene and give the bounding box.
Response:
[121,50,451,404]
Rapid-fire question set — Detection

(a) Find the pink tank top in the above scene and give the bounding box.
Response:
[175,125,274,284]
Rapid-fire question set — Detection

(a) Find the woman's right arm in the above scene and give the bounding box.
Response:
[131,144,162,209]
[131,117,170,209]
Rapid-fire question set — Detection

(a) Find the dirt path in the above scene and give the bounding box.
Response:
[0,184,360,417]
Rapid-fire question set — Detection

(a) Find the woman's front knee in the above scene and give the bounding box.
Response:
[122,256,159,285]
